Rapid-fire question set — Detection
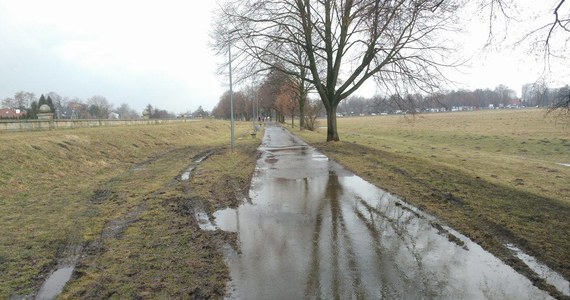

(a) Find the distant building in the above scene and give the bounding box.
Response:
[0,108,27,119]
[58,108,76,119]
[108,112,120,119]
[521,83,534,105]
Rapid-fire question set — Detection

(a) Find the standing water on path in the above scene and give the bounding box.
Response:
[216,125,554,299]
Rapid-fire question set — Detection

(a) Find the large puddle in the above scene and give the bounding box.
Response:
[209,125,560,299]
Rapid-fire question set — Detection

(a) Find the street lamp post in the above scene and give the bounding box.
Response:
[252,90,256,132]
[228,28,241,151]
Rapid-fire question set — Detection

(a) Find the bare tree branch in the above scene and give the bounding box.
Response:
[212,0,462,141]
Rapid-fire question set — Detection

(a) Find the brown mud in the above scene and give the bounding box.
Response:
[54,144,258,299]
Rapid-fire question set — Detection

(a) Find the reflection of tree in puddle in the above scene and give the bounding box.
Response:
[304,173,453,299]
[305,173,338,299]
[357,197,432,297]
[228,127,551,299]
[306,173,363,299]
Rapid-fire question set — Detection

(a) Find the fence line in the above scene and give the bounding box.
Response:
[0,118,195,132]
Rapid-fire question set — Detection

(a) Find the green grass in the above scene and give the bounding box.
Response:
[0,120,261,299]
[290,109,570,288]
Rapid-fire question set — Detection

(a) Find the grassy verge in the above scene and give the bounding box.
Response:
[0,120,261,299]
[289,109,570,287]
[192,143,261,212]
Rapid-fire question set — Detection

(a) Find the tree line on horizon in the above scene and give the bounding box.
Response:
[210,68,570,127]
[0,91,184,120]
[0,91,135,120]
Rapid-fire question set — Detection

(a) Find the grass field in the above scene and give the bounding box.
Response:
[0,120,260,299]
[330,109,569,203]
[1,110,568,298]
[292,109,570,294]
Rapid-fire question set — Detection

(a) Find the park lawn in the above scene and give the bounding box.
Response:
[291,109,570,287]
[0,120,261,299]
[336,109,569,203]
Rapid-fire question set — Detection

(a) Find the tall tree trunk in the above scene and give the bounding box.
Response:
[299,98,305,130]
[325,105,339,141]
[291,113,294,128]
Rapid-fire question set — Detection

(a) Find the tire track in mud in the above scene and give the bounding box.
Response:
[35,147,220,299]
[91,147,216,238]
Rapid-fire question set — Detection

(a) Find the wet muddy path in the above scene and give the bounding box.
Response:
[216,124,555,299]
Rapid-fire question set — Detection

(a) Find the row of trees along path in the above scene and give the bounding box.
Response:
[211,0,570,141]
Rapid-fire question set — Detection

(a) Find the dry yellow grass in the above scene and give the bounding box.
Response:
[0,120,261,298]
[309,109,569,204]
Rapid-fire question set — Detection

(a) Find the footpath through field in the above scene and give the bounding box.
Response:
[215,124,553,299]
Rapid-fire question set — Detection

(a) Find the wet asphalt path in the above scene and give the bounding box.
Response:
[216,124,552,299]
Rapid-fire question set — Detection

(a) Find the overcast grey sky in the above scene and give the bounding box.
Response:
[0,0,567,113]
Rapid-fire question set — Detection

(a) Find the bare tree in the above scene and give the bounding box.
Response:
[242,83,259,121]
[257,68,291,120]
[1,97,17,109]
[368,95,390,114]
[66,98,89,119]
[289,46,313,130]
[483,2,569,82]
[346,96,368,115]
[304,98,325,131]
[2,91,37,109]
[547,85,570,121]
[275,80,300,126]
[213,0,459,141]
[87,95,112,119]
[16,91,37,109]
[481,0,568,53]
[116,103,140,119]
[192,106,210,118]
[46,92,64,118]
[482,1,569,119]
[517,0,569,57]
[494,84,515,106]
[212,90,249,119]
[539,0,569,65]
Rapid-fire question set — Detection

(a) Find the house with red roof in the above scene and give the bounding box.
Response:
[0,108,27,119]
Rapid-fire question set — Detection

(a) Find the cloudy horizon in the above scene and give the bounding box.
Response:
[0,0,568,114]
